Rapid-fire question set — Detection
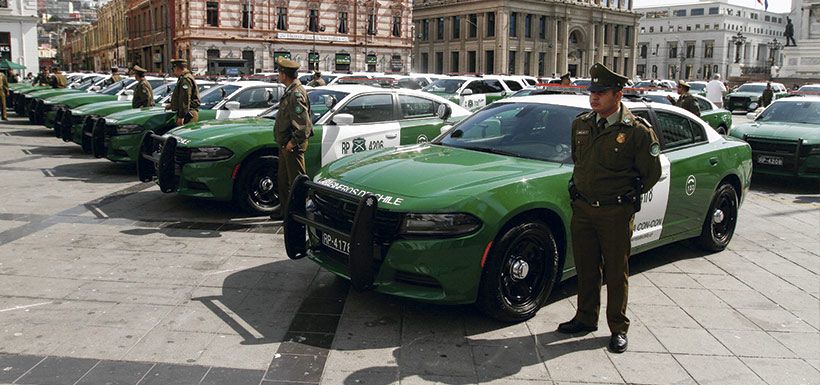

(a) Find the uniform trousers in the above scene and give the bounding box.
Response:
[571,199,635,334]
[277,142,308,211]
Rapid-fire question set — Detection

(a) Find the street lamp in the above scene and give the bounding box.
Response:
[312,25,326,72]
[731,31,747,64]
[767,38,783,79]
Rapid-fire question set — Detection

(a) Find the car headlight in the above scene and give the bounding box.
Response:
[809,146,820,155]
[113,124,143,135]
[400,213,482,236]
[189,146,234,161]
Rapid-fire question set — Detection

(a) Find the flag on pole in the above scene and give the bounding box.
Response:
[756,0,769,10]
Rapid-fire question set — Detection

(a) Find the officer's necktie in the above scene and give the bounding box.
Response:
[596,117,606,136]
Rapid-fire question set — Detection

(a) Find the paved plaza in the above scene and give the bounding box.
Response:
[0,116,817,385]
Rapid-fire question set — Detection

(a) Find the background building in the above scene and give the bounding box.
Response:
[780,0,820,79]
[1,0,39,75]
[127,0,173,73]
[175,0,413,75]
[413,0,640,78]
[636,0,788,81]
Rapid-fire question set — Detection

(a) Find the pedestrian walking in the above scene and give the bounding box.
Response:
[558,62,662,354]
[270,57,312,220]
[166,59,200,126]
[0,70,9,121]
[131,65,154,108]
[760,82,774,108]
[667,80,701,116]
[706,74,726,108]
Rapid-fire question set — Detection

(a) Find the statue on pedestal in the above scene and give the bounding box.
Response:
[785,17,797,46]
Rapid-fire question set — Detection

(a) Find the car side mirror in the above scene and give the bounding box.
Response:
[461,88,474,96]
[436,104,452,120]
[439,124,453,135]
[746,112,757,120]
[333,113,355,125]
[225,101,241,111]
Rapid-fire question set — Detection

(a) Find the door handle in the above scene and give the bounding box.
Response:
[659,173,669,181]
[385,133,398,139]
[709,157,719,166]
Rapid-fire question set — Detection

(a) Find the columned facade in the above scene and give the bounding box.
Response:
[412,0,640,78]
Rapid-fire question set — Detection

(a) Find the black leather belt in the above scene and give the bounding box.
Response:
[573,192,636,207]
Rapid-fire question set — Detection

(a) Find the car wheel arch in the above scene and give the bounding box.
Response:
[495,207,568,281]
[231,146,279,190]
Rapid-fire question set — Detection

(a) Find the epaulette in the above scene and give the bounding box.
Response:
[577,111,595,120]
[634,115,652,128]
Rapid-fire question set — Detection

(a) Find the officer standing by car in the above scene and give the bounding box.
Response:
[667,80,701,117]
[307,72,325,87]
[50,67,67,89]
[270,57,312,220]
[166,59,200,126]
[558,63,662,354]
[560,72,572,86]
[760,82,774,108]
[131,65,154,108]
[0,70,9,121]
[110,67,122,84]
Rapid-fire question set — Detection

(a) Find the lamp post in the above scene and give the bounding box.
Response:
[767,38,782,79]
[312,25,326,72]
[731,31,747,64]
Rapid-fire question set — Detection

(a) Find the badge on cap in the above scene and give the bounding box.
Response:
[616,133,627,144]
[650,143,661,157]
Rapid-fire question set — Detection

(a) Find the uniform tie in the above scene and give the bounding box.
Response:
[596,117,607,135]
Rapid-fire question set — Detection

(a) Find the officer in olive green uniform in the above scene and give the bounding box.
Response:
[110,67,122,84]
[34,68,49,86]
[166,59,200,126]
[49,67,67,89]
[667,80,701,117]
[560,72,572,86]
[0,71,9,121]
[760,82,774,108]
[307,72,325,87]
[131,65,154,108]
[270,57,313,220]
[558,63,662,354]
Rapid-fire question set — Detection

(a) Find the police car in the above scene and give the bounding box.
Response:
[422,75,525,111]
[136,85,471,215]
[283,94,753,322]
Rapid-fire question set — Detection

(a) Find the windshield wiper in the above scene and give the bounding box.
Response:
[467,146,518,157]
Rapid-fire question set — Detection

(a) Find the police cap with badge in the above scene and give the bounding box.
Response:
[588,63,629,92]
[132,65,147,75]
[676,79,690,90]
[170,58,188,68]
[278,57,301,72]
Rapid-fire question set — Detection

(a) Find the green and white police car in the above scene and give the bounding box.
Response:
[138,85,471,215]
[284,94,753,322]
[422,76,524,111]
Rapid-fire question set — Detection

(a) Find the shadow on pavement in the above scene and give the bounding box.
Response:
[120,226,222,238]
[2,129,56,137]
[750,174,820,195]
[51,161,139,183]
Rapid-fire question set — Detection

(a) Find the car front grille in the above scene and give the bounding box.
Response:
[728,96,750,109]
[745,136,808,173]
[174,147,192,164]
[310,190,404,242]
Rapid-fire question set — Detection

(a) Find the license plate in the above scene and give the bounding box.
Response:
[321,232,350,255]
[757,155,783,166]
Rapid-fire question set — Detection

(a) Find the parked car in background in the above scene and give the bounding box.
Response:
[724,82,788,113]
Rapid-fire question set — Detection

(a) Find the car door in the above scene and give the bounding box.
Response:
[459,80,488,111]
[397,94,447,145]
[652,110,718,239]
[321,93,400,166]
[629,108,672,248]
[226,86,280,117]
[693,96,719,128]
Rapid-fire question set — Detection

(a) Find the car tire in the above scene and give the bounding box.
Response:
[234,155,279,215]
[696,183,738,251]
[477,220,559,323]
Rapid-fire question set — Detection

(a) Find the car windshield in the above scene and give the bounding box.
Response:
[798,86,820,93]
[736,84,766,93]
[74,76,100,90]
[259,89,349,123]
[756,101,820,124]
[511,89,536,97]
[572,79,591,87]
[689,83,706,91]
[423,79,465,94]
[99,79,136,95]
[436,102,584,163]
[199,84,241,110]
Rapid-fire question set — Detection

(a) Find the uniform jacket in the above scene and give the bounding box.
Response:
[571,103,662,202]
[307,78,326,87]
[675,94,701,117]
[110,74,122,84]
[132,78,155,108]
[169,70,200,119]
[760,88,774,107]
[50,73,67,88]
[274,79,313,148]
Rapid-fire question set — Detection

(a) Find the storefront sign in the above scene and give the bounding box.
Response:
[278,33,350,43]
[335,54,351,65]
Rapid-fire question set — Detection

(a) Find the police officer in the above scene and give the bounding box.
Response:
[667,80,701,117]
[558,63,662,354]
[33,68,48,86]
[49,67,67,89]
[110,67,122,84]
[166,59,200,126]
[0,70,9,121]
[560,72,572,86]
[131,65,154,108]
[270,57,312,220]
[307,72,326,87]
[760,82,774,108]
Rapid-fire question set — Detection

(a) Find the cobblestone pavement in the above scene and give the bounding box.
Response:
[0,115,817,385]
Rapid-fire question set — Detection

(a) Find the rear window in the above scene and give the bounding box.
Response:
[504,80,523,91]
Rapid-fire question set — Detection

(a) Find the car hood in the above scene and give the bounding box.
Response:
[731,121,820,144]
[72,100,130,115]
[319,144,569,200]
[169,117,275,144]
[28,89,81,98]
[55,94,117,108]
[105,107,168,124]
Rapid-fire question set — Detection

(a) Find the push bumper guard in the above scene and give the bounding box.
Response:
[81,117,96,154]
[137,132,179,193]
[91,118,109,158]
[284,174,380,290]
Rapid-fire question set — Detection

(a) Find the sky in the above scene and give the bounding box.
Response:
[633,0,792,14]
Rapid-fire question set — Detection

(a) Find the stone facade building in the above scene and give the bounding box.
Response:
[636,0,788,81]
[127,0,174,73]
[61,0,126,71]
[412,0,639,78]
[175,0,414,75]
[780,0,820,79]
[1,0,39,74]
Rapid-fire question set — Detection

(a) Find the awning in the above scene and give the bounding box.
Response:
[0,60,26,70]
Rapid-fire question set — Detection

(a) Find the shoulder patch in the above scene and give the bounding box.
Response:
[650,143,661,157]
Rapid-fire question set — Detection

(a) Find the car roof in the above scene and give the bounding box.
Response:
[775,95,820,102]
[222,81,280,88]
[744,82,784,86]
